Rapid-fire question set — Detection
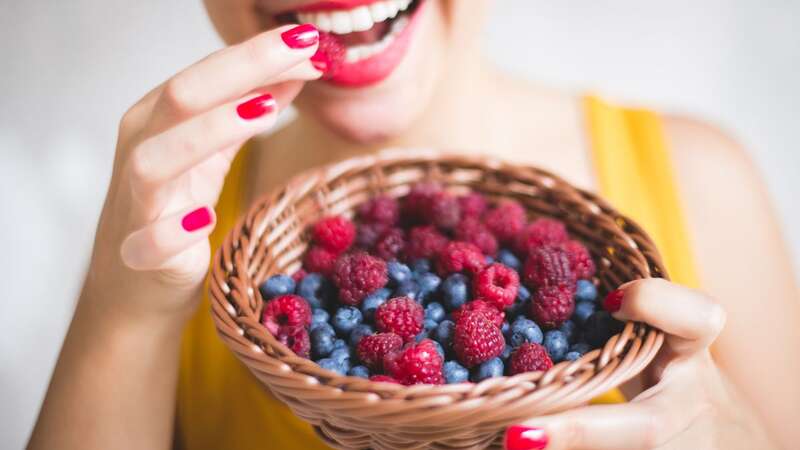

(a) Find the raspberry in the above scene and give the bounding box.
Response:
[303,246,338,276]
[291,269,307,283]
[369,375,401,384]
[383,339,444,385]
[357,332,403,371]
[313,216,356,253]
[563,240,596,279]
[314,32,345,78]
[451,300,505,328]
[373,227,406,261]
[483,201,526,244]
[355,222,389,249]
[453,310,505,367]
[510,343,553,375]
[357,195,399,225]
[436,241,487,276]
[458,192,488,218]
[473,263,520,310]
[277,326,310,359]
[403,226,449,261]
[514,218,569,256]
[374,297,424,342]
[454,217,498,255]
[332,253,388,306]
[429,191,461,230]
[401,182,441,225]
[522,245,576,289]
[530,284,576,328]
[261,294,312,335]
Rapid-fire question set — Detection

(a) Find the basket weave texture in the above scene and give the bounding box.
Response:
[209,150,666,450]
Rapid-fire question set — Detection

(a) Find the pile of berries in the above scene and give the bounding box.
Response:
[258,183,623,385]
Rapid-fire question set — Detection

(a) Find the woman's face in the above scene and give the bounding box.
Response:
[204,0,488,143]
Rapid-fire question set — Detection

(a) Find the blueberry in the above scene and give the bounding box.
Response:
[431,340,445,358]
[348,324,374,347]
[297,273,335,310]
[572,301,596,325]
[564,351,582,361]
[501,344,513,360]
[416,272,441,300]
[509,317,543,346]
[497,249,521,271]
[584,311,624,347]
[318,358,346,375]
[507,287,531,320]
[423,319,438,331]
[570,342,591,355]
[501,321,510,336]
[434,320,456,348]
[387,261,413,285]
[425,302,446,323]
[395,280,421,301]
[258,274,295,299]
[361,288,391,321]
[472,357,504,382]
[415,330,431,342]
[411,258,432,274]
[443,361,469,384]
[314,322,335,337]
[442,274,469,311]
[559,320,577,343]
[347,365,370,378]
[575,279,598,303]
[516,285,532,302]
[330,347,353,366]
[332,306,363,336]
[310,327,335,359]
[332,339,348,350]
[544,330,569,362]
[484,255,495,265]
[310,309,330,331]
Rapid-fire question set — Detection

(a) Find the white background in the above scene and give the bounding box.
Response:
[1,1,798,448]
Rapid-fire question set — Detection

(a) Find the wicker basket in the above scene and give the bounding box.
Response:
[209,149,666,450]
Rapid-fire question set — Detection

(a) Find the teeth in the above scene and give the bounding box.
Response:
[297,0,414,35]
[345,14,409,63]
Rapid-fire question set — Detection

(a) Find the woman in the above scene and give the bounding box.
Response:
[28,1,798,449]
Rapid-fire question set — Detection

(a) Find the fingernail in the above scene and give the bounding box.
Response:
[281,23,319,49]
[182,207,212,232]
[505,425,548,450]
[603,289,624,313]
[310,51,329,73]
[237,94,276,120]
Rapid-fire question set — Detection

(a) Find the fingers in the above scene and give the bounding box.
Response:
[120,205,215,271]
[604,278,727,356]
[155,24,321,119]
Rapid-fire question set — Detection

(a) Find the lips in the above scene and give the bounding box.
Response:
[280,0,424,88]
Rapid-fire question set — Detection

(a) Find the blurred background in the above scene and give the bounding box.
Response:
[1,0,798,448]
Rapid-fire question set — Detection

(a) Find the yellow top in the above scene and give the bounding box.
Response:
[175,95,700,449]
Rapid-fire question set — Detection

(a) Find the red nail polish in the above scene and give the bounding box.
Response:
[603,289,624,313]
[505,425,548,450]
[182,207,212,232]
[236,94,276,120]
[281,24,319,49]
[310,51,329,73]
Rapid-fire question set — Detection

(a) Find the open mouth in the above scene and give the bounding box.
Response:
[277,0,425,87]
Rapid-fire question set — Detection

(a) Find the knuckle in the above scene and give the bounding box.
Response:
[562,420,586,448]
[706,303,727,338]
[161,76,195,113]
[242,37,269,69]
[128,141,161,186]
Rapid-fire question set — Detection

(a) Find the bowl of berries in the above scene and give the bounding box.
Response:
[209,149,666,450]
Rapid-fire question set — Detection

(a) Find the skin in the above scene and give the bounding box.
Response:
[28,1,799,449]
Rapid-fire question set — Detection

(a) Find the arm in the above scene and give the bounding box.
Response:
[27,24,323,450]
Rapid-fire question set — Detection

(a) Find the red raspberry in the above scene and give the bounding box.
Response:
[303,246,338,276]
[332,253,388,306]
[369,375,401,384]
[510,343,553,375]
[436,241,487,276]
[277,326,310,359]
[355,222,389,249]
[451,300,505,328]
[383,339,444,385]
[514,218,569,256]
[291,269,307,283]
[454,217,498,255]
[453,310,505,367]
[429,191,461,230]
[458,192,488,218]
[373,227,406,261]
[374,297,424,342]
[530,284,576,328]
[314,32,345,79]
[357,195,399,225]
[563,240,596,279]
[261,294,312,335]
[313,216,356,253]
[522,245,576,289]
[403,226,449,261]
[473,263,520,310]
[401,182,441,224]
[357,333,403,371]
[483,200,526,245]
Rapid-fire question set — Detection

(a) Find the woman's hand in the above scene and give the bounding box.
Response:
[84,23,322,324]
[504,278,778,450]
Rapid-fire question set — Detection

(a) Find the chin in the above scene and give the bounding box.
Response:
[279,0,448,144]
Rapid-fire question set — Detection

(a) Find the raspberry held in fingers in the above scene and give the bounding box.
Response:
[236,94,276,120]
[181,207,212,232]
[280,23,319,49]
